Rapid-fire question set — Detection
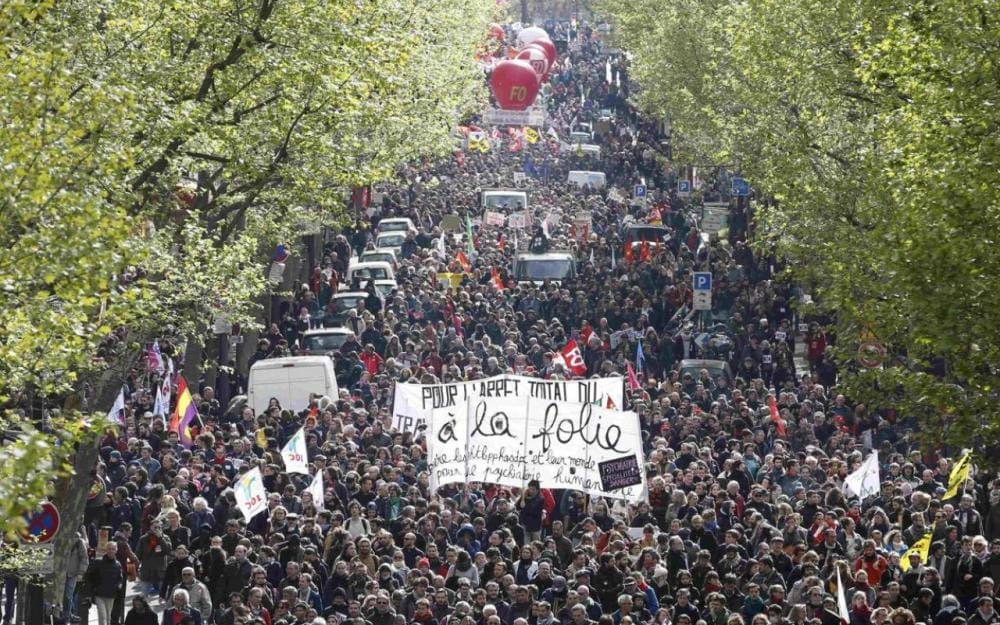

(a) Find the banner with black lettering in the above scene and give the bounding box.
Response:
[426,393,645,502]
[391,375,624,434]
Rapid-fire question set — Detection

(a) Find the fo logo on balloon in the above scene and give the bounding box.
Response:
[490,60,539,111]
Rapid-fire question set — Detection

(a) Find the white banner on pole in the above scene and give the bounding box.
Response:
[281,427,309,474]
[426,393,645,502]
[234,468,268,522]
[392,375,625,434]
[308,469,325,511]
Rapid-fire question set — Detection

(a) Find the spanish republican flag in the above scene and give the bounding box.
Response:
[169,376,198,447]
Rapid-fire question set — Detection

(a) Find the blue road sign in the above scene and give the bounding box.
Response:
[633,184,647,198]
[732,177,749,197]
[677,180,691,194]
[693,272,712,291]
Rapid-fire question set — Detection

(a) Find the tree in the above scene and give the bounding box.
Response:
[604,0,1000,454]
[1,0,495,604]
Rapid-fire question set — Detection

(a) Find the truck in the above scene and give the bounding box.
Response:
[513,251,577,285]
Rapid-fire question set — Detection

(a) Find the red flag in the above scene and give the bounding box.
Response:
[623,242,634,264]
[626,363,641,391]
[556,339,587,376]
[769,395,787,438]
[497,233,506,250]
[455,150,465,167]
[455,251,472,273]
[640,240,651,262]
[509,137,524,153]
[491,267,505,291]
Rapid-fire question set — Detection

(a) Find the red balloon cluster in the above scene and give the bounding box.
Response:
[490,60,539,110]
[515,46,549,81]
[489,26,559,111]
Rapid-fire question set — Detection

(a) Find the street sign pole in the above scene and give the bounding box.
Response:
[692,272,713,312]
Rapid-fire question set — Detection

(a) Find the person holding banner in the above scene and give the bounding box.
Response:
[82,16,996,625]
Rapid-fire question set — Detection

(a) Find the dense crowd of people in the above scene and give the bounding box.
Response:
[50,16,1000,625]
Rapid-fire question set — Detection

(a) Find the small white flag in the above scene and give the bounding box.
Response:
[234,468,268,522]
[541,214,550,238]
[589,248,595,265]
[616,70,621,89]
[153,379,170,425]
[309,469,325,511]
[437,232,447,259]
[281,427,310,474]
[605,60,612,84]
[107,387,126,426]
[844,453,881,500]
[836,568,850,623]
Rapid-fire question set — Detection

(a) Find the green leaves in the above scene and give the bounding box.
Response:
[609,0,1000,458]
[0,0,495,525]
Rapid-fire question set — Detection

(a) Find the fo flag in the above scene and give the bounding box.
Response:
[281,427,309,474]
[553,339,587,376]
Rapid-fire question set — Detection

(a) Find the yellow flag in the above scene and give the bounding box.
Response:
[524,127,539,144]
[255,428,267,449]
[479,139,491,153]
[900,532,933,571]
[943,451,972,499]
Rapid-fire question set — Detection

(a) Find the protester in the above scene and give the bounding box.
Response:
[63,16,996,625]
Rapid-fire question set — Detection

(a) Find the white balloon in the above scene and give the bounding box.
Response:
[517,26,549,48]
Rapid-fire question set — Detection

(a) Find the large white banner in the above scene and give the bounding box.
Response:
[392,375,624,434]
[427,393,646,502]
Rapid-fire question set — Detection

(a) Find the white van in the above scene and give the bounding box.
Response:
[346,261,395,285]
[566,143,601,158]
[481,189,528,211]
[567,171,607,188]
[513,252,578,285]
[247,356,339,415]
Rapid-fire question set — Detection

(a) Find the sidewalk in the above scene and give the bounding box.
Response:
[83,582,165,625]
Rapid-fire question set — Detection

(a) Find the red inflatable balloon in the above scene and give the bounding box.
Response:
[515,47,549,81]
[489,23,505,41]
[531,38,557,65]
[490,60,540,110]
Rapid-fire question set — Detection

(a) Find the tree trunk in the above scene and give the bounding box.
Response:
[46,349,140,608]
[183,334,206,389]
